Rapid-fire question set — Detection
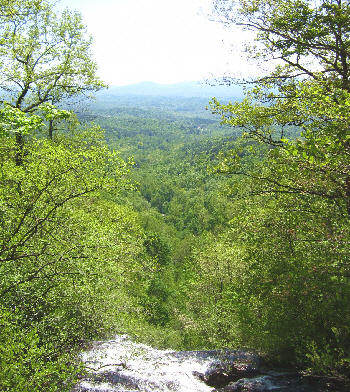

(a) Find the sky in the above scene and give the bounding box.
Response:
[57,0,257,86]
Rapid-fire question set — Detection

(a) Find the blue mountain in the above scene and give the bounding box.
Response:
[98,80,244,100]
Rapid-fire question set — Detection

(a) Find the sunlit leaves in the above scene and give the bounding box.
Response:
[207,0,350,371]
[0,0,106,113]
[0,105,43,137]
[0,103,70,137]
[212,0,350,80]
[0,121,137,389]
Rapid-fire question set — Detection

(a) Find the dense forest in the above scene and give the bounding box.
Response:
[1,0,350,390]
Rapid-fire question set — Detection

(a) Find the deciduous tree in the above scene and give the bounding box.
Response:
[0,0,106,161]
[208,0,350,371]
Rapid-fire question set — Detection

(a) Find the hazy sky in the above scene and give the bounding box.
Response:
[57,0,256,86]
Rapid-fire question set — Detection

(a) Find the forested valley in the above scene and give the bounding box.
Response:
[1,0,350,390]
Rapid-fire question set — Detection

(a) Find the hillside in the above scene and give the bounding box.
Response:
[97,80,244,100]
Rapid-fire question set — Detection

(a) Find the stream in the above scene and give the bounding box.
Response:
[73,335,348,391]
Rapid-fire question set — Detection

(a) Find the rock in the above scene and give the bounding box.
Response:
[194,360,260,388]
[229,361,260,379]
[199,359,260,388]
[219,375,288,391]
[218,373,350,392]
[205,368,231,388]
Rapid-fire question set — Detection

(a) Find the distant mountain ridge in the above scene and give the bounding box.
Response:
[97,80,244,100]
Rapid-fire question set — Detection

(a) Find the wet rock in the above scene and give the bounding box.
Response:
[218,373,350,392]
[219,375,285,391]
[192,370,206,382]
[198,359,260,388]
[230,361,260,379]
[205,368,231,388]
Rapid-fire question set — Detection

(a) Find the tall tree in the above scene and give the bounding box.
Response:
[0,3,139,389]
[212,0,350,86]
[207,0,350,370]
[0,0,105,112]
[210,0,350,215]
[0,0,106,162]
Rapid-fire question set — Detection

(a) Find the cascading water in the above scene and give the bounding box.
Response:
[73,335,347,392]
[73,335,252,392]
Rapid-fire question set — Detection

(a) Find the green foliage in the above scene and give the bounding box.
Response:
[0,0,106,113]
[205,0,350,373]
[174,233,246,349]
[143,277,172,327]
[0,105,43,137]
[0,121,146,389]
[0,306,81,392]
[0,103,71,138]
[0,1,117,387]
[5,0,350,381]
[144,232,171,265]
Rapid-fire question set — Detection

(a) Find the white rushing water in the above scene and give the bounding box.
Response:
[74,335,340,392]
[76,335,225,392]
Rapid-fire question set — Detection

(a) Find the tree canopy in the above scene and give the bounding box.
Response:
[212,0,350,85]
[0,2,141,390]
[203,0,350,372]
[0,0,105,113]
[210,0,350,215]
